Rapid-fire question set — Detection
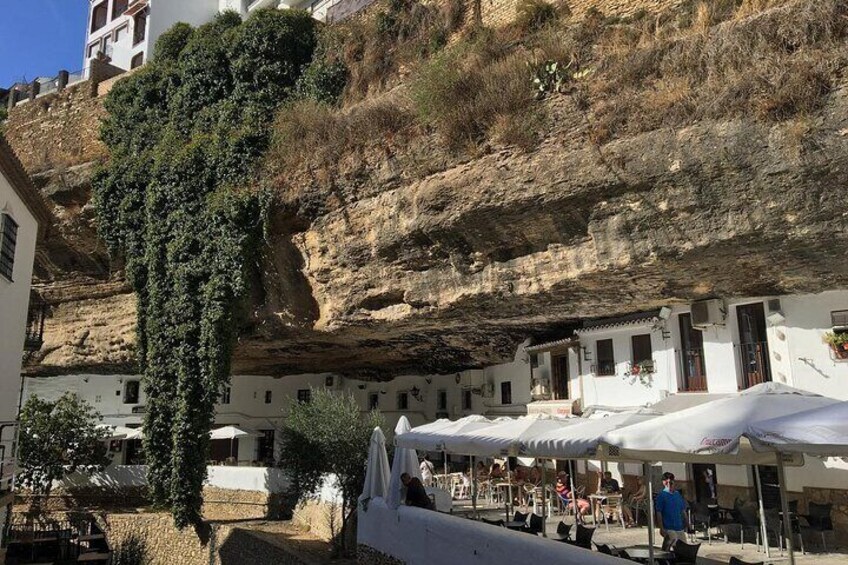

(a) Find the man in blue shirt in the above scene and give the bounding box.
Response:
[655,472,688,549]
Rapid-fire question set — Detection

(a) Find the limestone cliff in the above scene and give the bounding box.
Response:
[7,1,848,378]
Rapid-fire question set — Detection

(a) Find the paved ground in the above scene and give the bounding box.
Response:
[454,501,847,564]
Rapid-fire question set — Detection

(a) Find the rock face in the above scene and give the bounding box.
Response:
[10,79,848,379]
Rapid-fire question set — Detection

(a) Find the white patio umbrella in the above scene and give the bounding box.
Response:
[360,427,391,511]
[395,415,493,452]
[98,424,143,441]
[209,425,258,459]
[443,414,575,530]
[747,401,848,456]
[603,382,841,565]
[387,416,422,508]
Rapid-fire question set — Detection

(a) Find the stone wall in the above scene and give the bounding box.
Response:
[3,80,107,174]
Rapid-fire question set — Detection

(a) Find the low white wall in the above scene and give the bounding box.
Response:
[57,465,289,494]
[358,497,622,565]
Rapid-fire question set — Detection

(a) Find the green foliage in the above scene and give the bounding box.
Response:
[93,9,317,528]
[279,389,383,554]
[297,58,349,105]
[515,0,570,33]
[825,331,848,348]
[152,22,194,64]
[16,393,109,496]
[411,35,544,150]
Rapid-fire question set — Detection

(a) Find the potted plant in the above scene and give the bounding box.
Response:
[824,331,848,360]
[624,361,655,385]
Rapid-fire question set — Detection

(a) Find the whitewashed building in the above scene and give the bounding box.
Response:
[82,0,361,75]
[525,290,848,523]
[0,136,51,545]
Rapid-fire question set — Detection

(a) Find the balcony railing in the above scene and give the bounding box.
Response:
[24,298,47,352]
[736,341,772,390]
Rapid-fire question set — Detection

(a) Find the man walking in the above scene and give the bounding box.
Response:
[655,472,688,550]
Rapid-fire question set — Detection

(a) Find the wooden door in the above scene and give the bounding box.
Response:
[552,354,569,400]
[737,303,771,388]
[679,313,707,391]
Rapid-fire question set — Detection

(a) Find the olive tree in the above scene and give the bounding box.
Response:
[279,389,383,555]
[16,393,110,496]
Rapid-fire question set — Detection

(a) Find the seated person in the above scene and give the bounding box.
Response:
[476,460,489,479]
[555,472,590,517]
[622,476,647,527]
[402,473,435,510]
[489,463,504,479]
[528,464,542,485]
[599,471,621,494]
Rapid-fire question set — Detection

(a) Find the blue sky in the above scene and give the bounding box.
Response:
[0,1,89,86]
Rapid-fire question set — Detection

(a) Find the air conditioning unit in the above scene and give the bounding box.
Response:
[481,383,495,398]
[691,299,725,329]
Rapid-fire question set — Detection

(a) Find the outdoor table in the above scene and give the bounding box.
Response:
[622,545,675,563]
[504,520,527,531]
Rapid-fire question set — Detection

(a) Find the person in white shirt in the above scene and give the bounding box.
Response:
[420,455,435,486]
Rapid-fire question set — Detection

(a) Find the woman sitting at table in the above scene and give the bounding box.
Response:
[489,462,504,479]
[555,472,590,517]
[476,460,489,479]
[622,476,647,527]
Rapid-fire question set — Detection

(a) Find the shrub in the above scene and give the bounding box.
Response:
[515,0,570,33]
[152,22,194,64]
[411,36,543,150]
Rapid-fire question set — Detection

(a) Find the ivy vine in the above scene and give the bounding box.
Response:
[93,9,317,527]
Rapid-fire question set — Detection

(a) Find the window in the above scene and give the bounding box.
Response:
[133,9,148,45]
[596,339,615,376]
[95,395,102,403]
[112,0,129,19]
[501,382,512,405]
[91,2,108,32]
[123,380,140,404]
[631,334,653,368]
[115,25,128,42]
[437,390,447,411]
[220,386,231,405]
[529,353,540,368]
[87,41,101,60]
[130,52,144,69]
[0,213,18,281]
[257,429,275,465]
[368,393,379,410]
[103,34,114,57]
[297,389,311,404]
[462,389,472,411]
[264,390,272,404]
[397,392,409,410]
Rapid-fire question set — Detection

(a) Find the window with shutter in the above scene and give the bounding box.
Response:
[0,213,18,281]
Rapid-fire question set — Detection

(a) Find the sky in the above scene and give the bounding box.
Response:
[0,0,89,86]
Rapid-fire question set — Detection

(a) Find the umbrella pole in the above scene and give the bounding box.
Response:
[776,454,796,565]
[569,462,580,525]
[754,464,771,558]
[471,455,478,520]
[506,457,513,521]
[539,458,547,536]
[647,463,655,565]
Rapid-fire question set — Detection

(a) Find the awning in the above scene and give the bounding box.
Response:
[442,414,577,457]
[747,401,848,457]
[525,337,579,354]
[209,425,258,440]
[577,310,661,333]
[601,382,838,465]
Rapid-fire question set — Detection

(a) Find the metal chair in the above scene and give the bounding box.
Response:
[565,524,595,550]
[552,521,571,542]
[527,513,544,535]
[672,540,701,565]
[480,517,504,527]
[600,495,625,531]
[801,501,835,552]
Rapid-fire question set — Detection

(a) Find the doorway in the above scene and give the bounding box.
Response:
[679,313,708,392]
[754,466,781,510]
[552,354,570,400]
[692,463,718,503]
[736,303,772,389]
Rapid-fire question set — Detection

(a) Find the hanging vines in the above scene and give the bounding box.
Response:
[93,10,317,527]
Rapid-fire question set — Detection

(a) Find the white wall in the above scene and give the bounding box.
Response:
[576,323,674,408]
[358,498,621,565]
[57,464,288,493]
[0,172,37,424]
[148,0,220,59]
